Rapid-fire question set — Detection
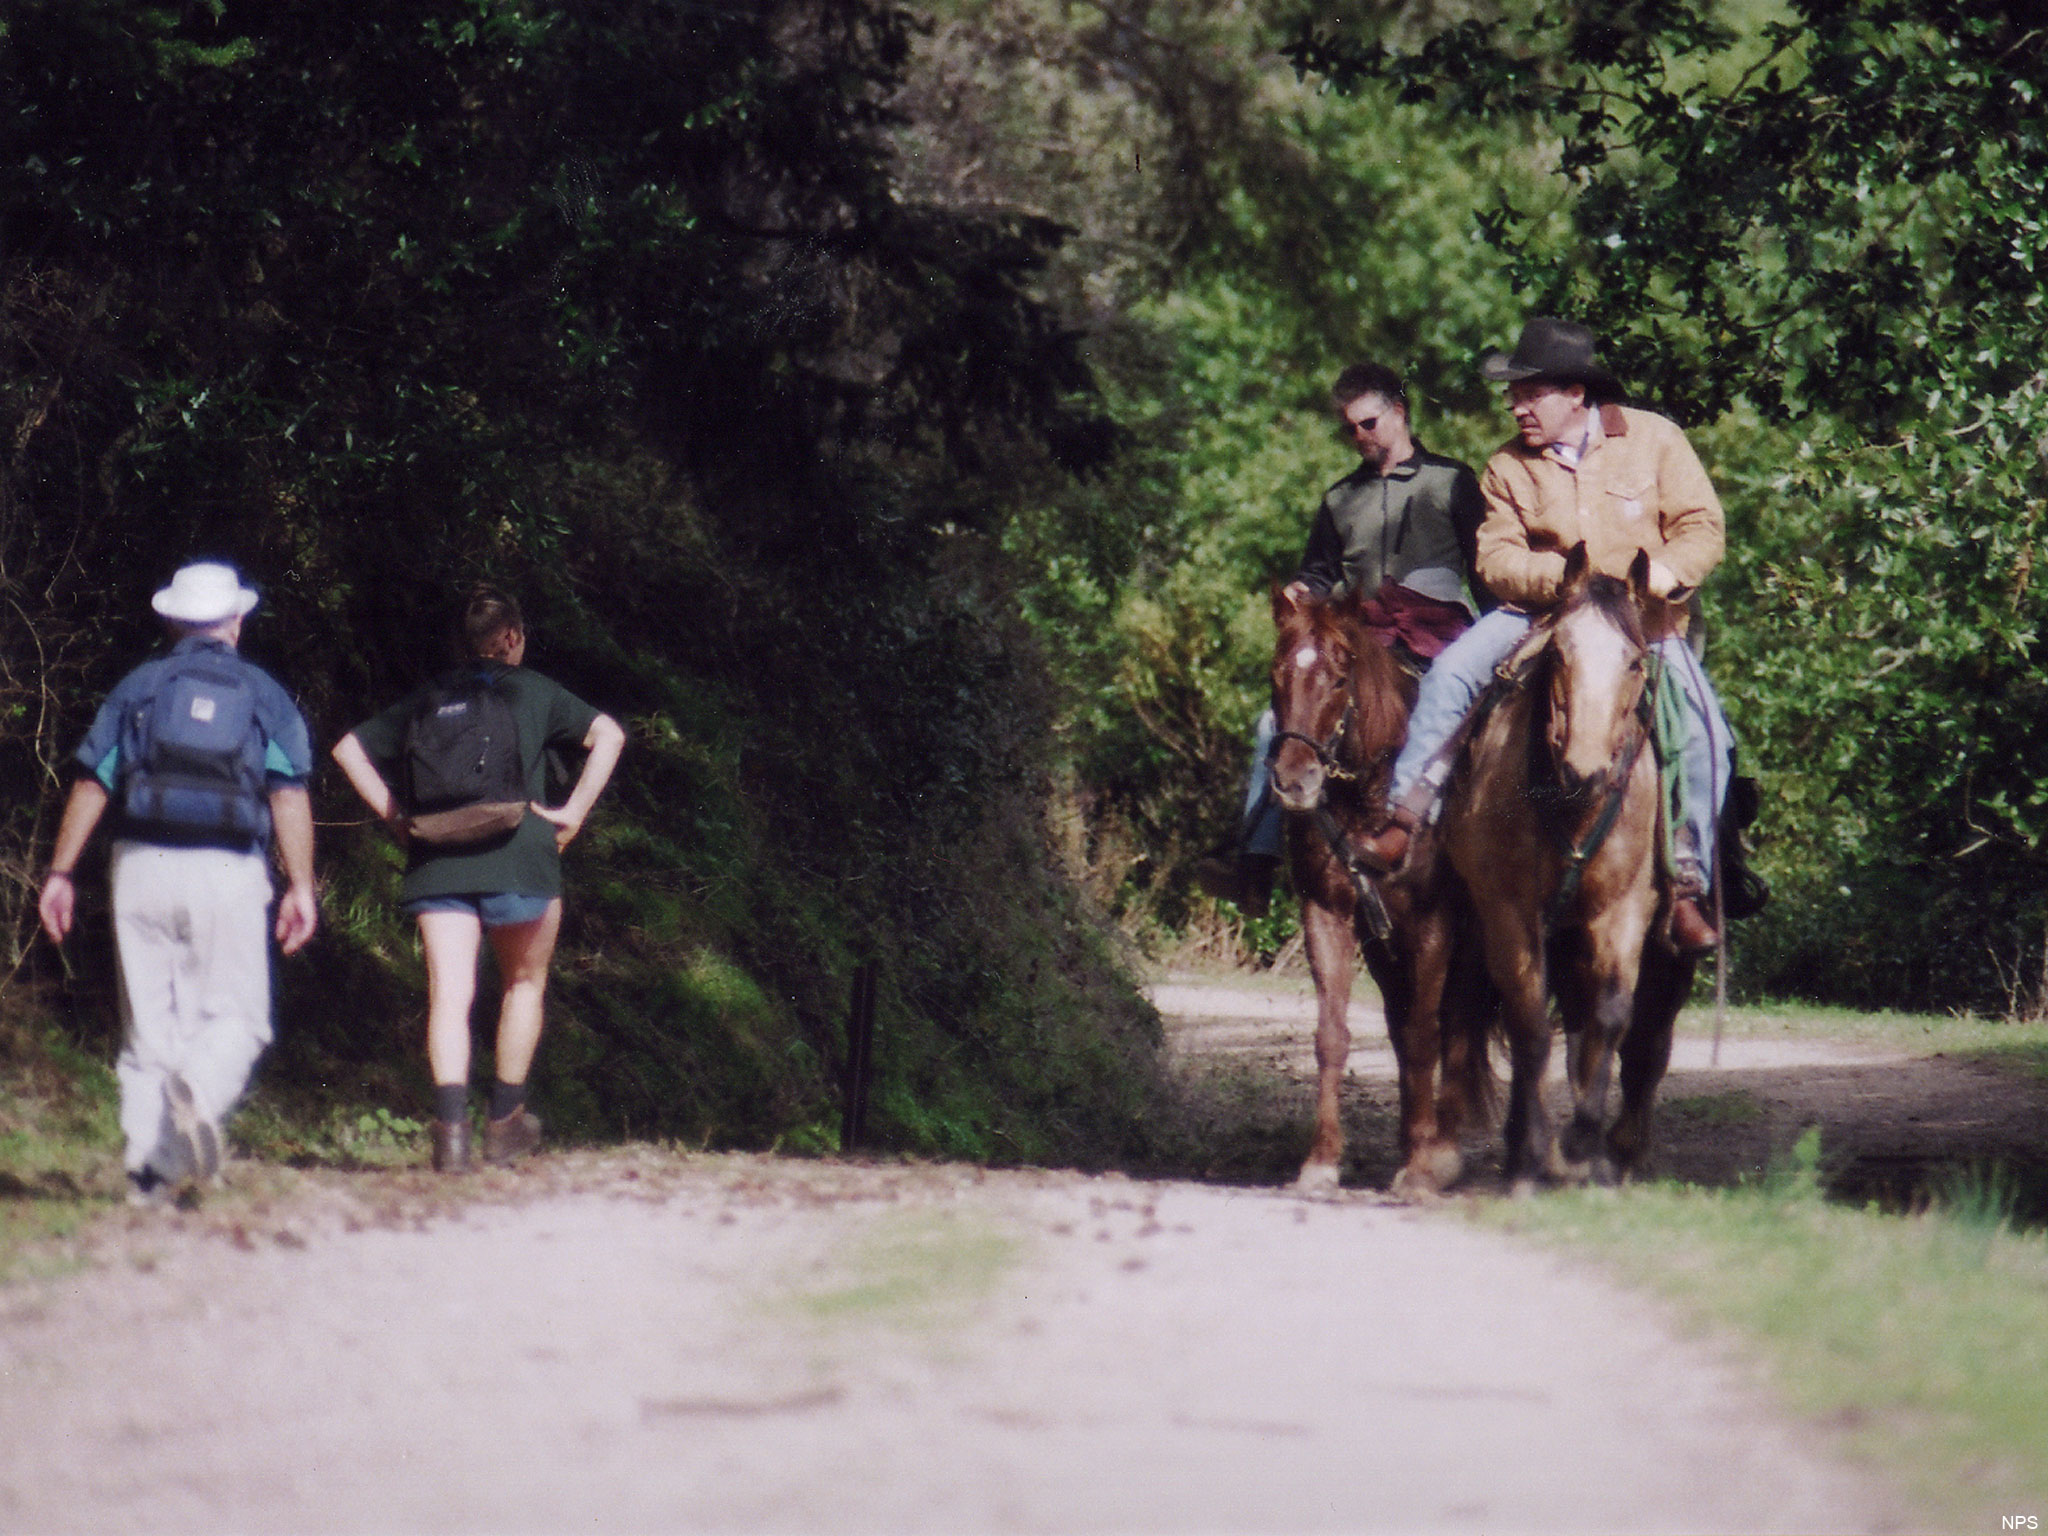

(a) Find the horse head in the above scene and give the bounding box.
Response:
[1267,583,1409,814]
[1540,545,1653,807]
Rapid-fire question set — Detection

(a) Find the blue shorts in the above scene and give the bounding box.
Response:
[404,892,556,927]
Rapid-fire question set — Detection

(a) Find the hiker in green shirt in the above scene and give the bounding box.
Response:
[333,587,625,1173]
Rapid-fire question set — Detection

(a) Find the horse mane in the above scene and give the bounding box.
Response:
[1561,572,1647,649]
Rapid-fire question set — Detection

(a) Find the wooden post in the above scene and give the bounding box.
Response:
[841,960,877,1152]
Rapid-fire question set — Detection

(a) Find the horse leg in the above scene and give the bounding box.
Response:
[1437,905,1500,1163]
[1296,895,1356,1192]
[1609,948,1695,1173]
[1560,973,1632,1185]
[1560,915,1648,1186]
[1390,907,1462,1198]
[1485,932,1558,1191]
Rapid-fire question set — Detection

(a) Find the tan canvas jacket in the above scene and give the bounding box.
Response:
[1475,404,1724,629]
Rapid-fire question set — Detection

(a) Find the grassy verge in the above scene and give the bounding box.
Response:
[0,1020,123,1280]
[1681,995,2048,1054]
[1479,1133,2048,1532]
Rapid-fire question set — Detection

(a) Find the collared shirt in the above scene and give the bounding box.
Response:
[1294,443,1491,613]
[1542,406,1604,472]
[72,635,314,847]
[1476,404,1724,625]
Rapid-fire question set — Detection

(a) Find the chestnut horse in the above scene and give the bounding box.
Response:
[1436,546,1696,1185]
[1267,585,1495,1196]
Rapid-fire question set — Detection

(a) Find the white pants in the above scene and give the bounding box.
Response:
[110,842,275,1177]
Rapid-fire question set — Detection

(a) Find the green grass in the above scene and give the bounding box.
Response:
[1683,997,2048,1059]
[0,1022,125,1281]
[1478,1132,2048,1532]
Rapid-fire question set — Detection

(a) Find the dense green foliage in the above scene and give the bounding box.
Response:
[884,0,2048,1014]
[0,0,1162,1163]
[1284,0,2048,1010]
[892,0,1548,938]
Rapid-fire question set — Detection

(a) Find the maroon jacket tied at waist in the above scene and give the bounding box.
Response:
[1359,580,1473,660]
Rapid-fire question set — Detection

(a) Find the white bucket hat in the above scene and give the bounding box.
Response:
[152,562,261,625]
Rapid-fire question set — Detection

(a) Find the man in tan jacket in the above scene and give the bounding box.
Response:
[1354,318,1733,954]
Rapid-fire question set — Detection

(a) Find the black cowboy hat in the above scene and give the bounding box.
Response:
[1479,317,1623,397]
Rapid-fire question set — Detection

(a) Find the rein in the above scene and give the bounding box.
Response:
[1541,671,1658,929]
[1267,682,1394,941]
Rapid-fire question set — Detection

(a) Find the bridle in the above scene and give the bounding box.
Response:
[1267,660,1394,941]
[1267,696,1360,786]
[1534,622,1658,928]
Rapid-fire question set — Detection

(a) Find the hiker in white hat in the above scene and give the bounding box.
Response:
[149,560,262,625]
[38,561,318,1205]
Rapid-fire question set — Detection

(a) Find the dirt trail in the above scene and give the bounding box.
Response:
[1157,977,2048,1210]
[0,983,1922,1535]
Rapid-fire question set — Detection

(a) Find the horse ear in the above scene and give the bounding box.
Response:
[1561,542,1590,595]
[1271,580,1300,623]
[1627,547,1653,604]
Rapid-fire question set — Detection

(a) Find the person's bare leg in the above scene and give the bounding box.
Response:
[481,900,562,1163]
[486,899,563,1087]
[419,911,485,1085]
[418,910,484,1171]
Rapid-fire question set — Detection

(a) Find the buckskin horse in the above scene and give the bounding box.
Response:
[1266,584,1495,1196]
[1434,545,1696,1186]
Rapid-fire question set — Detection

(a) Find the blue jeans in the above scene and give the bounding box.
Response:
[1387,609,1732,885]
[1240,708,1286,859]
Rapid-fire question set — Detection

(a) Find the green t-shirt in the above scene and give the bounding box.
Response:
[351,664,601,901]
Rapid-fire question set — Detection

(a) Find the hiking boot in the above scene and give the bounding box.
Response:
[126,1168,172,1208]
[1192,852,1239,904]
[1193,851,1279,916]
[431,1118,473,1174]
[483,1108,543,1165]
[1352,809,1417,874]
[1670,895,1720,957]
[1236,854,1278,918]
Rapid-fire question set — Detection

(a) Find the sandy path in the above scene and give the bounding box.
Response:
[0,983,1910,1535]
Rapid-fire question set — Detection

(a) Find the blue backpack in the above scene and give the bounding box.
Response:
[120,651,269,845]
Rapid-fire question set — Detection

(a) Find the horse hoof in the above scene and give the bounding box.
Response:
[1508,1177,1542,1201]
[1388,1166,1441,1204]
[1294,1161,1342,1196]
[1391,1145,1462,1201]
[1560,1119,1604,1167]
[1554,1155,1595,1187]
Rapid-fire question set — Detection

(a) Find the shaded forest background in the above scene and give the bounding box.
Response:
[3,0,2045,1166]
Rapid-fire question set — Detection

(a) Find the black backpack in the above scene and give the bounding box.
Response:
[119,650,270,846]
[402,668,528,845]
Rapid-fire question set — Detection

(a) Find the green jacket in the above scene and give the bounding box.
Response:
[1294,444,1490,613]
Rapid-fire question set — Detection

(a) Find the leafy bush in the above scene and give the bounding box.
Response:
[0,0,1165,1168]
